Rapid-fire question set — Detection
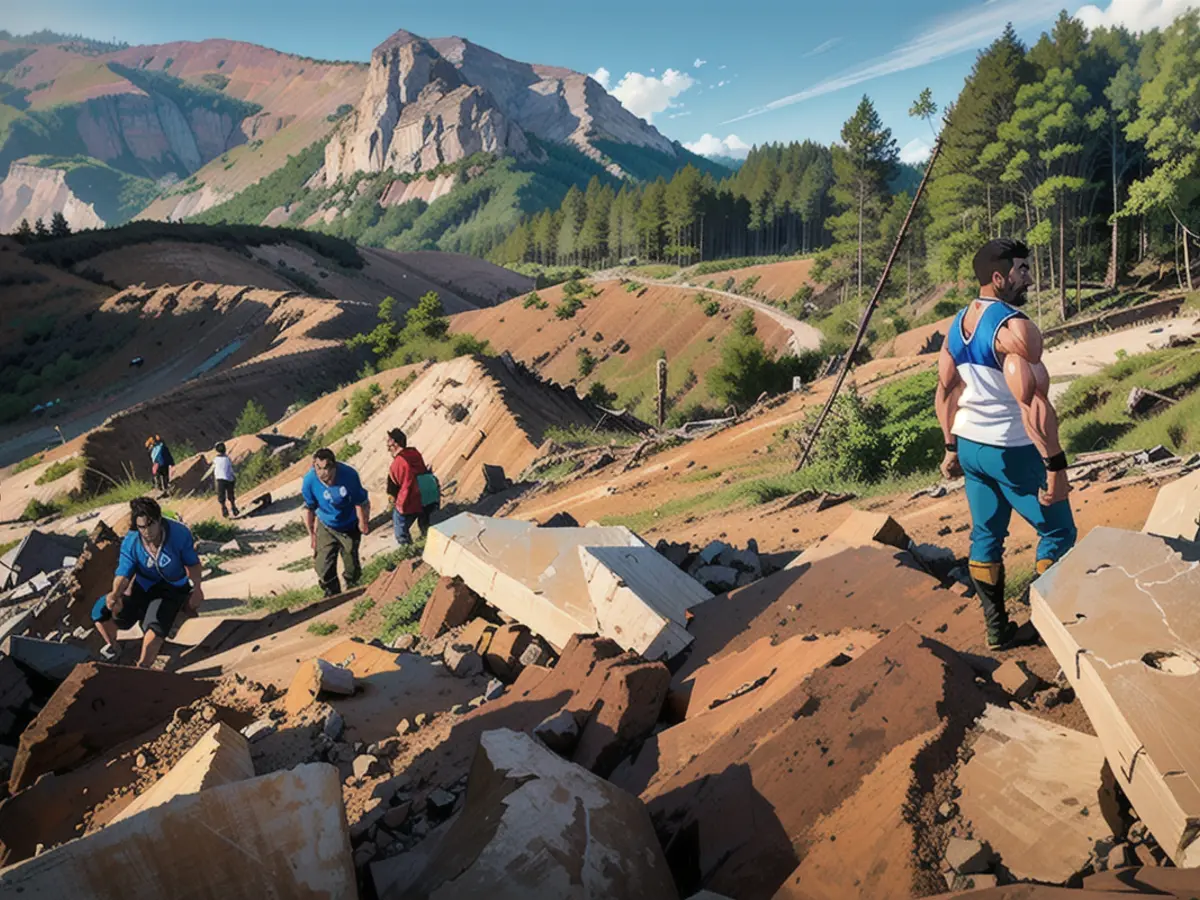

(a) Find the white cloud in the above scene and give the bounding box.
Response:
[603,68,697,123]
[592,67,611,89]
[718,64,727,69]
[723,0,1061,124]
[716,79,729,88]
[683,133,753,158]
[668,110,694,119]
[900,137,932,164]
[803,37,843,57]
[1075,0,1200,31]
[694,57,707,67]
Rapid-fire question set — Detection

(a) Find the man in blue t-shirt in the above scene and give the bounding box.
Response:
[91,496,203,668]
[302,448,371,597]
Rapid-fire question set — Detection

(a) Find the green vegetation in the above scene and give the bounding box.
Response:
[12,454,42,474]
[239,585,323,614]
[543,424,641,450]
[349,292,490,370]
[378,570,437,644]
[190,139,330,227]
[307,621,339,636]
[347,597,375,624]
[555,296,584,319]
[191,519,239,543]
[20,498,59,521]
[705,311,824,409]
[0,539,20,556]
[280,557,313,573]
[577,347,596,377]
[233,398,270,436]
[34,457,83,484]
[686,256,798,277]
[276,521,309,542]
[18,155,158,224]
[522,291,549,310]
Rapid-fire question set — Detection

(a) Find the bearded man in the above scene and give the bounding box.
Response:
[935,238,1077,650]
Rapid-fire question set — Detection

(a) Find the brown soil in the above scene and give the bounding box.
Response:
[684,258,817,302]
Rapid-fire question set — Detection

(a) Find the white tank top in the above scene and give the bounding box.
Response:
[946,300,1033,448]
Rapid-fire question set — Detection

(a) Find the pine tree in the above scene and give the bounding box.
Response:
[34,218,48,239]
[13,219,32,244]
[50,211,71,238]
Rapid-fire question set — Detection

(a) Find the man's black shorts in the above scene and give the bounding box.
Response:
[92,580,191,637]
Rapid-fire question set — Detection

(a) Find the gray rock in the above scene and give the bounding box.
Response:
[443,643,484,678]
[242,719,276,743]
[323,709,345,741]
[484,678,505,701]
[533,709,580,756]
[698,540,733,565]
[427,788,456,819]
[693,564,739,591]
[389,633,417,652]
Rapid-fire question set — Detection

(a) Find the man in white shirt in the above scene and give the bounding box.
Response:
[209,442,239,518]
[935,238,1077,650]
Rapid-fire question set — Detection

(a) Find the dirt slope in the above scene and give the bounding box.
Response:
[450,280,795,422]
[682,258,817,303]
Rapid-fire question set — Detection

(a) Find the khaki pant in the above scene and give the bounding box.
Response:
[315,519,361,596]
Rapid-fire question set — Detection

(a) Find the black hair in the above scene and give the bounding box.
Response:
[214,442,226,454]
[129,496,162,525]
[388,428,407,448]
[973,238,1031,286]
[313,448,336,465]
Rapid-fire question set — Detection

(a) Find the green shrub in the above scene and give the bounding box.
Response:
[21,498,62,521]
[577,348,596,377]
[347,597,375,623]
[586,381,618,407]
[703,300,720,316]
[34,457,82,484]
[307,622,339,636]
[378,570,438,643]
[233,399,270,436]
[191,519,239,542]
[555,296,584,319]
[12,453,43,474]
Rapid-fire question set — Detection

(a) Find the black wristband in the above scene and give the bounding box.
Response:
[945,442,958,453]
[1044,451,1067,472]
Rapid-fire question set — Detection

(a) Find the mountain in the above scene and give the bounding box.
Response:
[0,28,718,257]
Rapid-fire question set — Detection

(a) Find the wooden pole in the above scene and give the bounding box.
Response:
[656,357,668,430]
[794,129,946,472]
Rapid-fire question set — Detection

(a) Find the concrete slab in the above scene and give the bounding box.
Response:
[955,705,1119,883]
[424,513,706,657]
[0,763,356,899]
[383,728,678,899]
[111,722,255,824]
[1030,527,1200,868]
[1142,468,1200,542]
[7,635,93,682]
[785,509,911,569]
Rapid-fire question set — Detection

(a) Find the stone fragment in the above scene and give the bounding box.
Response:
[219,539,244,554]
[384,801,411,830]
[354,841,377,868]
[484,678,505,702]
[534,709,581,756]
[389,633,417,652]
[285,657,356,716]
[698,541,733,565]
[427,788,456,819]
[354,754,381,781]
[242,720,275,743]
[0,764,355,898]
[518,639,551,668]
[574,655,669,777]
[418,576,481,640]
[458,618,498,655]
[946,837,993,875]
[693,565,739,591]
[323,709,345,741]
[992,659,1040,701]
[1143,467,1200,542]
[6,635,92,682]
[443,644,484,678]
[484,623,531,682]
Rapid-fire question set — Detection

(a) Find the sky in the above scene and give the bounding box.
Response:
[4,0,1197,163]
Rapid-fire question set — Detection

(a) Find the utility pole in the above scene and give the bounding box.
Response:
[656,357,668,430]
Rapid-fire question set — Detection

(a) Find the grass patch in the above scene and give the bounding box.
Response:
[20,498,62,521]
[1005,564,1036,602]
[0,539,19,556]
[276,521,309,542]
[12,453,43,474]
[34,457,83,485]
[307,621,339,636]
[359,541,424,587]
[378,570,437,643]
[191,519,239,542]
[347,597,376,624]
[280,557,313,573]
[543,424,641,450]
[530,459,582,482]
[240,585,324,614]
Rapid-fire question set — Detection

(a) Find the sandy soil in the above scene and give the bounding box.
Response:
[683,258,817,303]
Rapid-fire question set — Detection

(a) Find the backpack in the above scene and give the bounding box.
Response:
[417,472,440,508]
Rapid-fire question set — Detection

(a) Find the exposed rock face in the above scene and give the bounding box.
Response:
[325,31,528,181]
[0,163,106,232]
[325,29,679,184]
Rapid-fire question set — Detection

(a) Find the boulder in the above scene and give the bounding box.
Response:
[992,659,1039,701]
[443,643,484,678]
[383,728,678,899]
[484,623,531,682]
[418,576,481,640]
[284,657,356,715]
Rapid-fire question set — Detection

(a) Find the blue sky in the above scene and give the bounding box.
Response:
[3,0,1185,162]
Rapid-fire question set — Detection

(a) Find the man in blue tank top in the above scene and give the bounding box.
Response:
[935,238,1077,650]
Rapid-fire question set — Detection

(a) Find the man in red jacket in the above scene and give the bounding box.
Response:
[386,428,429,546]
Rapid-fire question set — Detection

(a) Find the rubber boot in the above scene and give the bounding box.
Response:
[969,560,1017,650]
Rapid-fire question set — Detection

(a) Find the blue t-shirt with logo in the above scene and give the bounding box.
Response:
[116,520,201,589]
[302,462,369,532]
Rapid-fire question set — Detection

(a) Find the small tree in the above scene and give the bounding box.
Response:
[347,296,402,358]
[13,219,32,244]
[34,218,48,239]
[234,398,270,436]
[50,212,71,238]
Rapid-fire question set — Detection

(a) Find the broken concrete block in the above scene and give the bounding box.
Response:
[112,723,254,824]
[692,564,739,591]
[9,663,211,794]
[518,638,551,669]
[534,709,581,756]
[458,617,498,655]
[354,840,378,868]
[418,576,481,640]
[424,513,708,659]
[484,623,531,682]
[992,659,1040,701]
[573,655,669,777]
[698,540,733,565]
[956,704,1117,884]
[484,678,505,702]
[426,787,456,819]
[1031,527,1200,868]
[384,800,411,830]
[242,720,275,743]
[1135,445,1175,465]
[389,633,417,652]
[284,657,356,716]
[324,709,344,741]
[946,837,993,874]
[393,729,678,899]
[7,635,93,682]
[444,643,484,678]
[0,764,355,898]
[1143,468,1200,542]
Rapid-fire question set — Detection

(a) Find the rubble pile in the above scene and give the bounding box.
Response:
[0,470,1199,899]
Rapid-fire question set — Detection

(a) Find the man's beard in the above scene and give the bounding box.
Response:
[1002,282,1029,306]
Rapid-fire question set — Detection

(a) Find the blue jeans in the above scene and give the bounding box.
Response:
[958,437,1077,565]
[393,508,417,546]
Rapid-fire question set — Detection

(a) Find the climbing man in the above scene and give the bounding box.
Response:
[935,238,1077,650]
[302,447,370,597]
[205,442,240,518]
[386,428,433,546]
[92,496,203,668]
[146,435,174,494]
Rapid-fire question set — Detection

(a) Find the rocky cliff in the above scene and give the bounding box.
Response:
[0,164,105,232]
[323,29,680,184]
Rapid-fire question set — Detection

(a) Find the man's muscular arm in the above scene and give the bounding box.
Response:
[996,318,1069,504]
[934,344,964,479]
